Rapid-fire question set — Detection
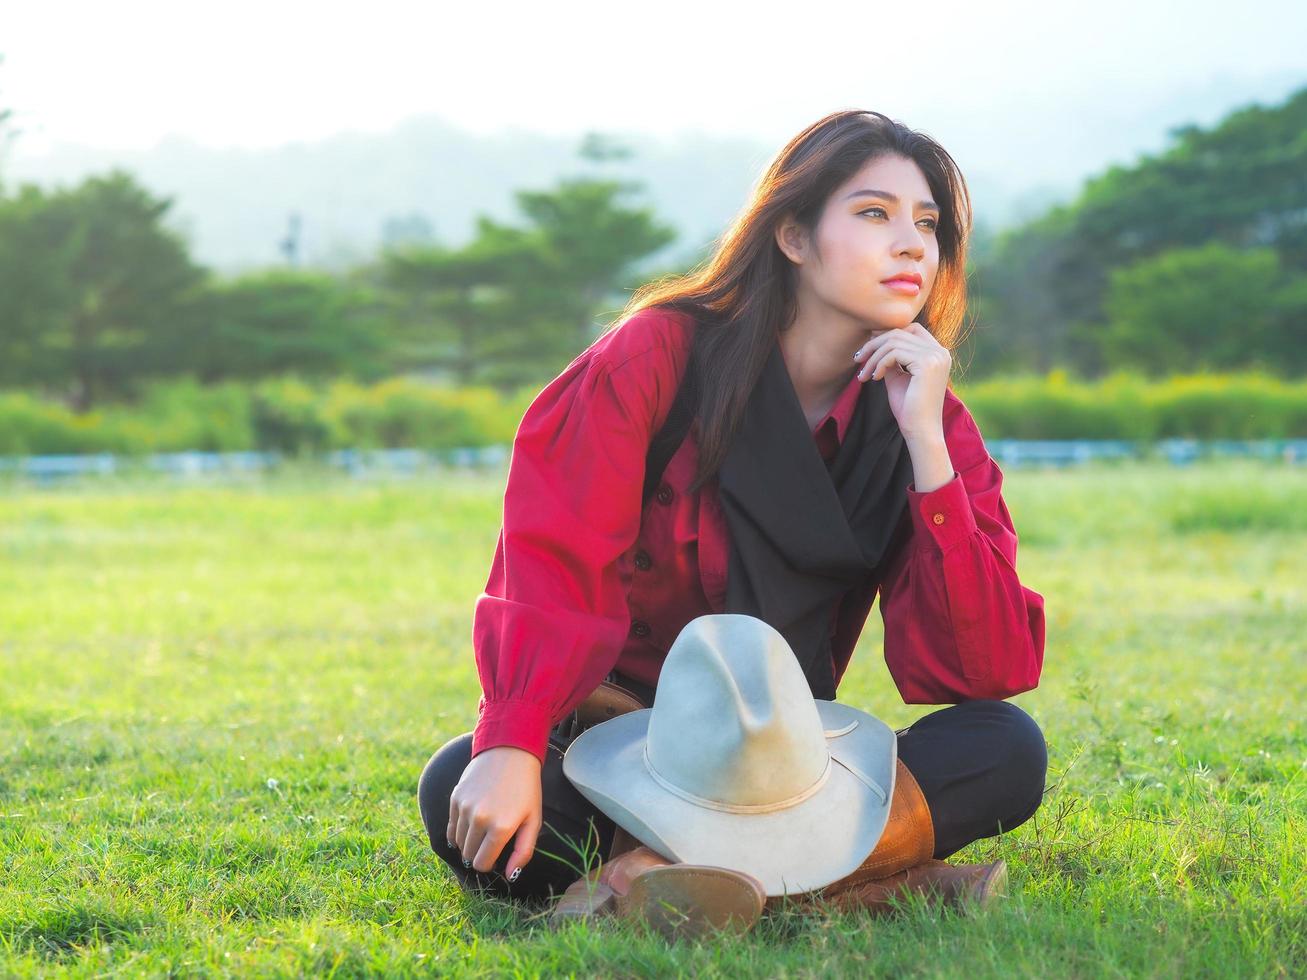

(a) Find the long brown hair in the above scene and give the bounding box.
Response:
[604,109,974,493]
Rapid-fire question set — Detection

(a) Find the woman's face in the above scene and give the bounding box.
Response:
[786,153,941,330]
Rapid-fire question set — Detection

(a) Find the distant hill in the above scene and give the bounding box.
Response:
[5,70,1301,273]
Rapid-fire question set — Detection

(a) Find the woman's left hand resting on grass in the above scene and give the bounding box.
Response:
[853,321,952,444]
[447,745,543,880]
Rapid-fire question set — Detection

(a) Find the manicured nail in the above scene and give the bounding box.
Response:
[509,868,522,882]
[462,859,471,868]
[446,839,455,849]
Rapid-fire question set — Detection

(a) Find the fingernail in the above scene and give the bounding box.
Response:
[446,839,455,849]
[509,868,522,882]
[462,859,471,868]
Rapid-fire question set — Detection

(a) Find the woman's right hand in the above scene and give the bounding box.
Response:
[447,745,543,879]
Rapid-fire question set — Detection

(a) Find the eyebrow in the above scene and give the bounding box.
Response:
[843,189,940,212]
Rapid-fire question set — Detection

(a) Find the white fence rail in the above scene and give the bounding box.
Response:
[1,440,1304,485]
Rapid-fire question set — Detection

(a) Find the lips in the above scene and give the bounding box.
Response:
[881,279,921,295]
[881,272,922,286]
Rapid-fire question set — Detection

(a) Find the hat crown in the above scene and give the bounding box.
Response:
[645,614,831,808]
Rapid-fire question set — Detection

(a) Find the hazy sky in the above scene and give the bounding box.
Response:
[4,0,1306,158]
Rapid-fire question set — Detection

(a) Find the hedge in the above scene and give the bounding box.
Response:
[0,371,1303,456]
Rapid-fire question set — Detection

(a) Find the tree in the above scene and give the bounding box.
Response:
[1098,243,1286,375]
[503,173,677,351]
[379,228,541,386]
[965,206,1093,377]
[971,84,1307,377]
[0,170,204,409]
[171,268,388,382]
[379,136,678,389]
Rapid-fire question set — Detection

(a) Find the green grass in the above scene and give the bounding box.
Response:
[1,461,1303,977]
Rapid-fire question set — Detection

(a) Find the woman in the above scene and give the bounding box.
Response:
[418,109,1049,918]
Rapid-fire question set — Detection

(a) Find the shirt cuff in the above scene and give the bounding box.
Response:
[471,698,555,765]
[905,471,977,554]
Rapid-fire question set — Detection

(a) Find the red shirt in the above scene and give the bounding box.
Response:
[471,307,1047,763]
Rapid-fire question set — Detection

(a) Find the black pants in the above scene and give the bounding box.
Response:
[417,698,1047,907]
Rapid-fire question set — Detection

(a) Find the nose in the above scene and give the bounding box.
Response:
[895,218,927,258]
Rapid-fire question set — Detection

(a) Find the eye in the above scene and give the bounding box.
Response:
[859,206,938,231]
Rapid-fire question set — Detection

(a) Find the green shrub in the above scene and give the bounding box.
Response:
[2,371,1304,456]
[956,370,1152,440]
[325,379,500,449]
[955,370,1307,440]
[0,393,126,454]
[129,377,256,452]
[1143,372,1297,439]
[249,377,343,455]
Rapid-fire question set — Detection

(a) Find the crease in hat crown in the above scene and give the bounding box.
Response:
[643,613,833,810]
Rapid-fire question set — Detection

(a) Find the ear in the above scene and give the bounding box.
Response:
[774,215,807,265]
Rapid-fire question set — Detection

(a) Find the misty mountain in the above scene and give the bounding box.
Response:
[4,70,1300,274]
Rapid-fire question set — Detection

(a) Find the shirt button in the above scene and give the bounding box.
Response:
[631,620,651,638]
[932,513,945,525]
[655,484,674,506]
[634,550,653,571]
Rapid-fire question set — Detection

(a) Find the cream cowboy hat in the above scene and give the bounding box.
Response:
[562,613,897,897]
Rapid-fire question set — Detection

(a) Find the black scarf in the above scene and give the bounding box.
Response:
[717,335,916,700]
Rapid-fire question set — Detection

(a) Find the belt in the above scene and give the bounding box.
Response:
[549,669,656,747]
[609,669,656,707]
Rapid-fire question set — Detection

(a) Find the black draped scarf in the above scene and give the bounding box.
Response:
[716,335,916,700]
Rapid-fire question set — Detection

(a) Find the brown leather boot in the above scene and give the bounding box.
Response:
[818,858,1008,917]
[763,756,934,915]
[550,844,767,940]
[766,757,1008,919]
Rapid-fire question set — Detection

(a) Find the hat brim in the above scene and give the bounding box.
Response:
[562,700,897,897]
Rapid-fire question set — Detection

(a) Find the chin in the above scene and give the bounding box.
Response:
[867,309,917,330]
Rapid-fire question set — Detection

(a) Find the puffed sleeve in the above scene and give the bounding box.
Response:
[469,322,685,764]
[876,390,1046,702]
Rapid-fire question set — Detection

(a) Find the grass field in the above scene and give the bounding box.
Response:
[1,461,1304,977]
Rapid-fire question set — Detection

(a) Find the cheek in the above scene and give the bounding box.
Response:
[826,228,880,284]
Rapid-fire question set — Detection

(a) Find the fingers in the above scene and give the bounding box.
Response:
[504,806,542,882]
[471,816,517,874]
[863,347,908,381]
[452,803,487,868]
[450,793,471,867]
[861,337,921,381]
[854,331,892,361]
[856,321,932,359]
[857,329,920,364]
[454,798,524,874]
[455,800,492,869]
[862,326,950,380]
[446,787,459,851]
